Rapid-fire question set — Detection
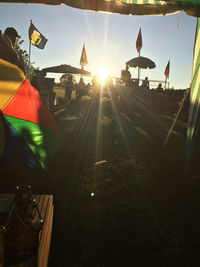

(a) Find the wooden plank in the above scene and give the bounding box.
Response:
[40,203,53,267]
[38,195,53,267]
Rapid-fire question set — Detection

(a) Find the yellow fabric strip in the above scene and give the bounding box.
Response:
[0,59,26,111]
[0,112,5,158]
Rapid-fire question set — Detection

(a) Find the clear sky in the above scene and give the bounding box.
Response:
[0,3,197,89]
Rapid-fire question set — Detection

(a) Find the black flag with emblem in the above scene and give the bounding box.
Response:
[29,22,47,49]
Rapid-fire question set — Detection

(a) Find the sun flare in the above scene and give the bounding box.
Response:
[97,66,110,85]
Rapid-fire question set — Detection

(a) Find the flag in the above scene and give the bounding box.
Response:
[80,44,88,68]
[0,58,60,170]
[164,60,170,79]
[136,28,142,53]
[29,22,48,49]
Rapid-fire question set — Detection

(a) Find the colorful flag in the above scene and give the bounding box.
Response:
[136,28,142,53]
[0,58,60,170]
[29,22,48,49]
[164,60,170,79]
[80,44,88,68]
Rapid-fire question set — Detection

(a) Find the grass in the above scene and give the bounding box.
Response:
[2,87,200,267]
[46,90,200,267]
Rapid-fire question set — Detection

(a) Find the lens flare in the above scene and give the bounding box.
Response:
[97,66,110,85]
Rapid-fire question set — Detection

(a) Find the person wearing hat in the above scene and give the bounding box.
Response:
[0,29,19,65]
[1,27,26,74]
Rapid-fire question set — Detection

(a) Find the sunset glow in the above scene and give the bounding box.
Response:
[97,66,110,85]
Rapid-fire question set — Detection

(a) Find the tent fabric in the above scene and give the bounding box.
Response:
[185,18,200,173]
[0,0,199,17]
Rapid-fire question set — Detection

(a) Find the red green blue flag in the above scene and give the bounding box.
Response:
[0,59,60,170]
[164,60,170,79]
[80,44,88,69]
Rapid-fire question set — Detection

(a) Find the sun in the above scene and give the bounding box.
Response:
[97,66,110,85]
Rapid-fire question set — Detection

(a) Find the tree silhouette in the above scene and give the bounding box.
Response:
[14,36,38,80]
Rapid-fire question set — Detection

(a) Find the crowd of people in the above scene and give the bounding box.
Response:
[57,67,187,115]
[0,26,188,116]
[31,70,56,110]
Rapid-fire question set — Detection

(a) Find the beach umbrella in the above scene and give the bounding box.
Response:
[126,56,156,80]
[42,64,91,75]
[0,1,199,17]
[0,59,60,170]
[126,56,156,69]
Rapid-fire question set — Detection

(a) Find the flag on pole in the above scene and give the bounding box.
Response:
[136,28,142,53]
[80,44,88,68]
[29,22,48,49]
[164,60,170,79]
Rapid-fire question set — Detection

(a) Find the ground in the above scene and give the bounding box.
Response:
[2,87,200,267]
[46,88,200,267]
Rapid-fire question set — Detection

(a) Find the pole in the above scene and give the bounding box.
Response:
[28,20,32,79]
[138,51,140,82]
[164,77,167,90]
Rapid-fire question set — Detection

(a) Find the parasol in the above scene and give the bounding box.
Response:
[42,64,91,75]
[126,56,156,69]
[0,59,60,170]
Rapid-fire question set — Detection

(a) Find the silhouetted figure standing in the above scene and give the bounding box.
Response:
[76,77,85,100]
[64,74,75,106]
[3,27,26,74]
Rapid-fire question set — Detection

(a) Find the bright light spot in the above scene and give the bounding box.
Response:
[90,192,95,197]
[97,66,110,85]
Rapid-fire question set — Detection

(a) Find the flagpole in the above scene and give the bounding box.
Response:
[28,20,32,79]
[138,50,140,82]
[164,77,167,90]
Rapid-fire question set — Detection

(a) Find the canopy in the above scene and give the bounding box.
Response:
[126,56,156,69]
[0,0,200,17]
[42,64,91,75]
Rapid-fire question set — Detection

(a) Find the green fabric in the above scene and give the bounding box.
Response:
[109,0,198,4]
[4,115,61,170]
[112,0,163,4]
[185,18,200,174]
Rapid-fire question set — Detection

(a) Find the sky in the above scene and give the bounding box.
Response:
[0,3,197,89]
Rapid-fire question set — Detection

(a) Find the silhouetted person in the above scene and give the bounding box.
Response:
[31,70,40,90]
[92,75,100,96]
[3,27,26,74]
[156,83,163,92]
[121,65,132,86]
[141,77,149,89]
[0,29,19,65]
[76,77,85,100]
[64,74,75,106]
